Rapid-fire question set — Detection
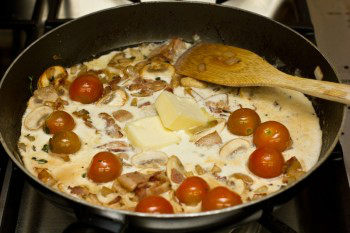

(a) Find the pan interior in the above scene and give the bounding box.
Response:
[0,1,344,222]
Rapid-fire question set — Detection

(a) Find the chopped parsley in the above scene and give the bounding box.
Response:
[31,157,48,164]
[32,145,36,151]
[155,77,161,81]
[42,144,49,153]
[82,173,86,178]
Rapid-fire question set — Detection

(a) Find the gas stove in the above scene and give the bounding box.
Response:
[1,1,350,233]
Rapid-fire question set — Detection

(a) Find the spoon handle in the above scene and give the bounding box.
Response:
[276,74,350,105]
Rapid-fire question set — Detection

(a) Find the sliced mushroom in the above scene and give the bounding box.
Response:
[98,112,115,127]
[141,62,175,82]
[230,173,254,188]
[254,185,268,194]
[24,106,53,130]
[112,180,128,194]
[190,118,225,142]
[219,138,250,158]
[36,168,57,186]
[112,110,133,122]
[68,185,90,197]
[134,171,171,199]
[28,86,59,110]
[211,164,222,175]
[146,80,168,92]
[148,38,187,62]
[131,151,168,169]
[203,94,230,113]
[180,77,207,89]
[96,141,130,152]
[117,171,149,191]
[166,155,186,189]
[282,156,305,184]
[195,164,206,175]
[105,66,124,80]
[97,88,128,106]
[38,66,67,88]
[195,131,223,147]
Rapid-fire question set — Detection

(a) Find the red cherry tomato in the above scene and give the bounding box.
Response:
[253,121,291,151]
[202,186,242,211]
[135,195,174,214]
[45,111,75,134]
[69,74,103,104]
[227,108,261,136]
[49,131,81,154]
[87,152,122,183]
[175,176,210,206]
[248,147,285,178]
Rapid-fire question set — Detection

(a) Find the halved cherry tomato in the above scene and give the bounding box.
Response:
[253,121,291,151]
[202,186,242,211]
[227,108,261,136]
[49,131,81,154]
[135,195,174,214]
[248,146,285,178]
[175,176,209,206]
[69,74,103,104]
[87,152,122,183]
[45,111,75,134]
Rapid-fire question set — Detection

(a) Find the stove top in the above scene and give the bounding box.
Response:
[0,0,349,233]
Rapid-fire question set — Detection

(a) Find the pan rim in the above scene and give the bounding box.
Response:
[0,1,346,221]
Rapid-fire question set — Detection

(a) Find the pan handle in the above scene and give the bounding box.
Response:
[74,207,128,233]
[258,208,298,233]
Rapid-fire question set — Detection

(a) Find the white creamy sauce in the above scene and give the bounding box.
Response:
[19,40,322,211]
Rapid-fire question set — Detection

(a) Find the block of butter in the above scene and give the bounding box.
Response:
[155,91,208,131]
[125,116,181,150]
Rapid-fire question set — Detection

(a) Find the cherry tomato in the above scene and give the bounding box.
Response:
[135,195,174,214]
[227,108,261,136]
[49,131,81,154]
[87,152,122,183]
[69,74,103,104]
[202,186,242,211]
[45,111,75,134]
[175,176,209,206]
[248,146,285,178]
[253,121,291,151]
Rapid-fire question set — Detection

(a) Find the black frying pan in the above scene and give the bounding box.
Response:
[0,2,345,232]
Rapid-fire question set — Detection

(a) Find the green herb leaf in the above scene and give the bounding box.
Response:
[155,77,161,81]
[43,125,50,134]
[42,144,49,153]
[32,145,36,151]
[37,159,48,164]
[82,173,86,178]
[31,157,48,164]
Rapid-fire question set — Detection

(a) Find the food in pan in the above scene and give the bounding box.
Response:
[18,38,322,214]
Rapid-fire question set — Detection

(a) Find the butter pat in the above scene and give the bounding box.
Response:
[155,91,208,131]
[125,116,180,150]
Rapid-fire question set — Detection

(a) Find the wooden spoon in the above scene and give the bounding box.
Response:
[175,43,350,105]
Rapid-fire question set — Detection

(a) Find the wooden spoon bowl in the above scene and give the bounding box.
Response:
[175,43,350,105]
